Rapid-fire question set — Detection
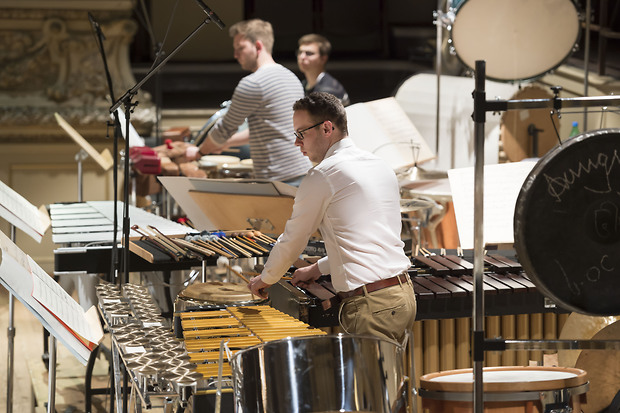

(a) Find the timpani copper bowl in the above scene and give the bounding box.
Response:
[418,366,588,413]
[230,334,409,413]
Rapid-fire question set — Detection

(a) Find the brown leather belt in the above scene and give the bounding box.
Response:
[337,272,409,300]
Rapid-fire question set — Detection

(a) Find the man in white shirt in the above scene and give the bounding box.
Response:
[248,92,416,344]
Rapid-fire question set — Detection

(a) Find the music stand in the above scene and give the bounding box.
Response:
[54,112,114,202]
[1,181,104,413]
[0,179,50,413]
[159,176,297,236]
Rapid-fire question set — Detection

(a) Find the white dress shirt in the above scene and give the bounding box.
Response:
[260,137,411,292]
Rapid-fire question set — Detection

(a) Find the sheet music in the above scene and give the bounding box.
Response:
[0,230,93,363]
[346,97,435,171]
[115,108,146,147]
[0,179,50,242]
[448,161,537,249]
[29,255,102,343]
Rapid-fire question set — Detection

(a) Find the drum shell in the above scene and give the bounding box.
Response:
[419,366,588,413]
[230,334,408,413]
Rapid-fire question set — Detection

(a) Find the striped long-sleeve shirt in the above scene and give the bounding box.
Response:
[210,64,312,181]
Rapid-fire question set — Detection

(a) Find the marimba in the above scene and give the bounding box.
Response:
[269,249,569,327]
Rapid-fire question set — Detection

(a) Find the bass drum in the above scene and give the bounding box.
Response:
[514,129,620,316]
[192,100,250,159]
[449,0,580,82]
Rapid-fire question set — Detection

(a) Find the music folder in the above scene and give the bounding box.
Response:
[159,176,297,235]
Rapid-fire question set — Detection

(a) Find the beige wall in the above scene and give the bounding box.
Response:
[0,143,114,273]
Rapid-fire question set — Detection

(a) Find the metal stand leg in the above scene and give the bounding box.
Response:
[6,225,16,413]
[7,292,15,413]
[47,336,57,413]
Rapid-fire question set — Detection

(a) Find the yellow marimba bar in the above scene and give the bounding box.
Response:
[180,305,326,381]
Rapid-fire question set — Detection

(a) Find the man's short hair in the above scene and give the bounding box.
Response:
[298,33,331,56]
[229,19,274,54]
[294,92,348,135]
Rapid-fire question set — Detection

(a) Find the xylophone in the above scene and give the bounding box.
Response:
[269,249,569,326]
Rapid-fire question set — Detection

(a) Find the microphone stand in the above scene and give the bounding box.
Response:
[89,13,123,284]
[110,16,220,284]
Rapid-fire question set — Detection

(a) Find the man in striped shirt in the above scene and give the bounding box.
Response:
[189,19,311,184]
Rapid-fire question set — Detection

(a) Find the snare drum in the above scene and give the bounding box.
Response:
[449,0,580,81]
[419,366,588,413]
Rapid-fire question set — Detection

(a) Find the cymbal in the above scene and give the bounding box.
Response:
[558,313,620,368]
[180,281,255,302]
[575,320,620,413]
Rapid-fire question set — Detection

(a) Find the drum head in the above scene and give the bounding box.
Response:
[501,86,559,162]
[514,129,620,315]
[558,312,620,368]
[451,0,580,81]
[420,366,587,393]
[575,320,620,413]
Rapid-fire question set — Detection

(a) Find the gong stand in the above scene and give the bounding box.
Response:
[471,60,620,413]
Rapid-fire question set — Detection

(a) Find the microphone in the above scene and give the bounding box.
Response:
[194,0,226,30]
[87,12,106,40]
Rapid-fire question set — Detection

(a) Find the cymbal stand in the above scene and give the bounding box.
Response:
[433,0,455,156]
[472,59,620,413]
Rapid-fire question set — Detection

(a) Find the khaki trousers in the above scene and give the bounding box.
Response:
[339,278,416,345]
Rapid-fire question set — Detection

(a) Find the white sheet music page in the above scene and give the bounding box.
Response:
[28,255,103,344]
[448,161,537,250]
[0,179,50,242]
[346,97,435,171]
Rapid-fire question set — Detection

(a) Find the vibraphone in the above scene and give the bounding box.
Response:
[51,201,201,274]
[97,282,325,411]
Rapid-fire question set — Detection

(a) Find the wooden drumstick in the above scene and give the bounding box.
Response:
[217,256,250,284]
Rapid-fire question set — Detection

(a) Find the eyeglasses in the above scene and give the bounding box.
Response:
[294,121,325,140]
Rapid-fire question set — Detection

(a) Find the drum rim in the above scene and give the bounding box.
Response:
[230,332,403,362]
[514,128,620,315]
[419,366,588,393]
[449,0,582,82]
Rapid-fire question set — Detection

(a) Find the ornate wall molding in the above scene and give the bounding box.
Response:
[0,1,154,141]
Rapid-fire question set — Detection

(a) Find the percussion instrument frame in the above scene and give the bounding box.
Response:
[472,59,620,413]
